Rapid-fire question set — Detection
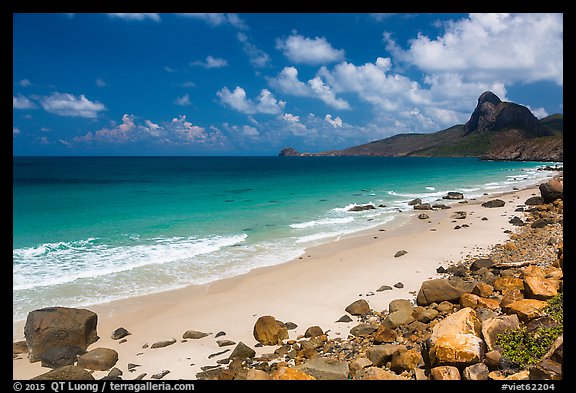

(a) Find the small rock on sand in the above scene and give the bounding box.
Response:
[151,339,176,349]
[111,327,131,340]
[182,330,210,340]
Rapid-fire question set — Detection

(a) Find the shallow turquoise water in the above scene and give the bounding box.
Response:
[13,156,553,322]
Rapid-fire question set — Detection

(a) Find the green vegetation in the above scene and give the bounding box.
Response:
[544,292,563,324]
[496,293,563,368]
[414,132,494,157]
[540,114,564,135]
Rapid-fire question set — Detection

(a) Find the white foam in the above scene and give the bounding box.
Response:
[295,214,395,244]
[14,238,99,258]
[290,216,355,229]
[386,189,447,200]
[331,203,360,213]
[456,187,481,192]
[13,234,248,291]
[296,231,346,244]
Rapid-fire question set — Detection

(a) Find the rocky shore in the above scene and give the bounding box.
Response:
[13,174,563,381]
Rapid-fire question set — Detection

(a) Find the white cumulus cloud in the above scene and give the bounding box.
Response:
[386,13,563,85]
[170,115,207,142]
[13,95,36,109]
[324,114,343,128]
[40,93,106,118]
[276,33,345,65]
[72,114,218,146]
[317,58,511,130]
[281,113,300,123]
[191,55,228,69]
[268,67,350,110]
[217,86,285,115]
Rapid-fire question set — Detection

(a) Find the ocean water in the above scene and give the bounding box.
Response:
[13,156,554,322]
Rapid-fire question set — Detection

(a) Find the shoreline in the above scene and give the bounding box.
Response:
[13,179,555,380]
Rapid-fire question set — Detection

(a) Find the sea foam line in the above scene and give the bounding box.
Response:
[13,234,248,291]
[290,216,355,229]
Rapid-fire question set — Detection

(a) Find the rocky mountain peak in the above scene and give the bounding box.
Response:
[464,91,552,138]
[477,91,502,106]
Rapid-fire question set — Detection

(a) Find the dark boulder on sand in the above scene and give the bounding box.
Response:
[452,211,467,219]
[24,307,99,363]
[111,327,131,340]
[481,199,505,208]
[443,192,464,200]
[525,196,544,205]
[182,330,211,340]
[151,339,176,349]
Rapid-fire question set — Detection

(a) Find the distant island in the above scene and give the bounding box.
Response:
[279,91,563,162]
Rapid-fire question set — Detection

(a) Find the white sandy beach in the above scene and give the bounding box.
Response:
[13,184,548,380]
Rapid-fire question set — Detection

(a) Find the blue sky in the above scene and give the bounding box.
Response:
[12,13,563,156]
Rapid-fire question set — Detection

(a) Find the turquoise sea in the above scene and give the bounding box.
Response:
[13,156,555,322]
